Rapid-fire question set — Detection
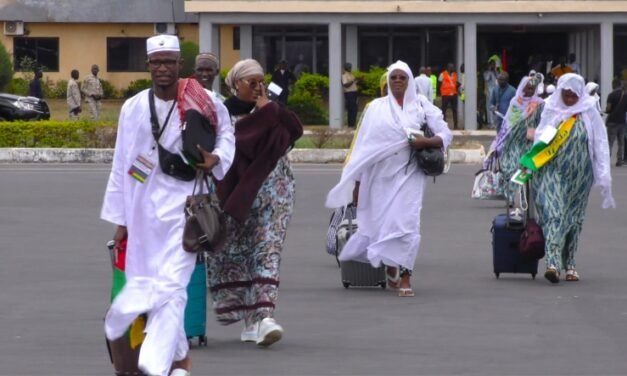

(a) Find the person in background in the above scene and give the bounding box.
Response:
[604,79,627,166]
[489,72,516,132]
[271,59,296,106]
[326,60,452,298]
[427,66,437,103]
[439,63,460,129]
[208,58,303,348]
[82,64,104,120]
[414,66,433,102]
[483,60,499,128]
[342,62,359,128]
[66,69,81,120]
[193,52,221,93]
[586,82,602,113]
[543,84,556,101]
[101,35,235,376]
[531,73,615,283]
[28,69,44,99]
[568,53,581,75]
[550,56,573,80]
[491,74,544,201]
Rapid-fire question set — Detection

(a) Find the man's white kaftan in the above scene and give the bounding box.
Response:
[101,88,234,376]
[326,61,452,270]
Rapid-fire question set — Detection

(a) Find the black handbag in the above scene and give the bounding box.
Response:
[149,90,196,182]
[182,172,225,253]
[181,109,217,167]
[412,123,445,176]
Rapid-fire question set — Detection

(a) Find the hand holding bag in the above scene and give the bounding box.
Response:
[413,123,445,177]
[182,172,225,253]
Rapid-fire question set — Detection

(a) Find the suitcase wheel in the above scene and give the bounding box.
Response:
[199,336,208,346]
[531,273,536,280]
[379,282,386,289]
[495,273,500,279]
[342,282,351,289]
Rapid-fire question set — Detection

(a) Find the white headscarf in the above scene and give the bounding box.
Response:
[224,59,264,94]
[385,61,423,130]
[534,73,615,208]
[586,81,602,112]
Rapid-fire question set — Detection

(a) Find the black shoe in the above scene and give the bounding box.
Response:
[616,162,623,167]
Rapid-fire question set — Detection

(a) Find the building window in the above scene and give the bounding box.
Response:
[13,37,59,72]
[253,26,328,75]
[107,38,147,72]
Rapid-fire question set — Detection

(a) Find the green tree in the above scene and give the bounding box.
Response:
[180,40,199,78]
[0,42,14,91]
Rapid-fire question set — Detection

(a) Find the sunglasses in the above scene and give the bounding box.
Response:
[390,75,408,81]
[147,59,178,69]
[241,78,263,89]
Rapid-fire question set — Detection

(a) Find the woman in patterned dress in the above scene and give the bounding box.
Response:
[497,73,545,202]
[531,73,615,283]
[206,59,303,346]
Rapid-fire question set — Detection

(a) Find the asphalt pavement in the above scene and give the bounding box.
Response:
[0,163,626,376]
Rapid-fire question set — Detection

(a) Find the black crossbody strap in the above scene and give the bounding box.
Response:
[148,89,177,144]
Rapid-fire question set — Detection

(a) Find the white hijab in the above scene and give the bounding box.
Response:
[534,73,615,208]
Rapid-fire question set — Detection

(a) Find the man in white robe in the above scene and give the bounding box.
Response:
[326,61,452,297]
[414,66,433,103]
[101,35,235,376]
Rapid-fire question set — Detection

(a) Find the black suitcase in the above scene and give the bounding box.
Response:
[337,215,386,289]
[491,213,538,279]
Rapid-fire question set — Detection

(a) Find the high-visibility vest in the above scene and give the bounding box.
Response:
[440,71,458,96]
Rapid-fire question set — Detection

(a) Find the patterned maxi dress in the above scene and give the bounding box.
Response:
[532,116,594,271]
[206,155,295,325]
[500,102,544,201]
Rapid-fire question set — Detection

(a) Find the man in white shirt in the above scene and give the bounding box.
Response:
[414,66,433,102]
[101,34,235,376]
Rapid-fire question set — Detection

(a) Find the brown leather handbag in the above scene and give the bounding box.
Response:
[182,172,225,253]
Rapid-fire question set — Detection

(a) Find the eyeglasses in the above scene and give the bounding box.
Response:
[241,78,263,89]
[390,75,408,81]
[147,59,178,69]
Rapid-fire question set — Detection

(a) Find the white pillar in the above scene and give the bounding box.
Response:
[463,21,477,131]
[457,25,464,125]
[345,25,358,70]
[600,21,613,110]
[239,25,253,60]
[329,22,343,128]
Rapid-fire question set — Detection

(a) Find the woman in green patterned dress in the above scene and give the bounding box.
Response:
[496,73,545,202]
[531,73,615,283]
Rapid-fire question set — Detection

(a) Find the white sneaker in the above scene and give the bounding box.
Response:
[256,318,283,347]
[240,322,259,342]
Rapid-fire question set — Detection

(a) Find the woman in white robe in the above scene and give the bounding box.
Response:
[326,61,452,297]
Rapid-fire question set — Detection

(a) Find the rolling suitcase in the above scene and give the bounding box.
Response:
[184,252,208,346]
[491,190,539,279]
[105,239,145,376]
[338,212,386,289]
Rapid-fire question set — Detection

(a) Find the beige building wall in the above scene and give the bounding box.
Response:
[219,25,241,72]
[1,23,199,91]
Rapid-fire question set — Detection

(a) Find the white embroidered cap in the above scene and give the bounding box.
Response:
[146,35,180,55]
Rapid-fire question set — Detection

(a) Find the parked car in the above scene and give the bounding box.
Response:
[0,93,51,121]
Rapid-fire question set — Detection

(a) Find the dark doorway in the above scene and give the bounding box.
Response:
[478,27,569,86]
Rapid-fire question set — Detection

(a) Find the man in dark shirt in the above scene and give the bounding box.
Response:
[605,79,627,166]
[271,60,296,106]
[28,69,44,99]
